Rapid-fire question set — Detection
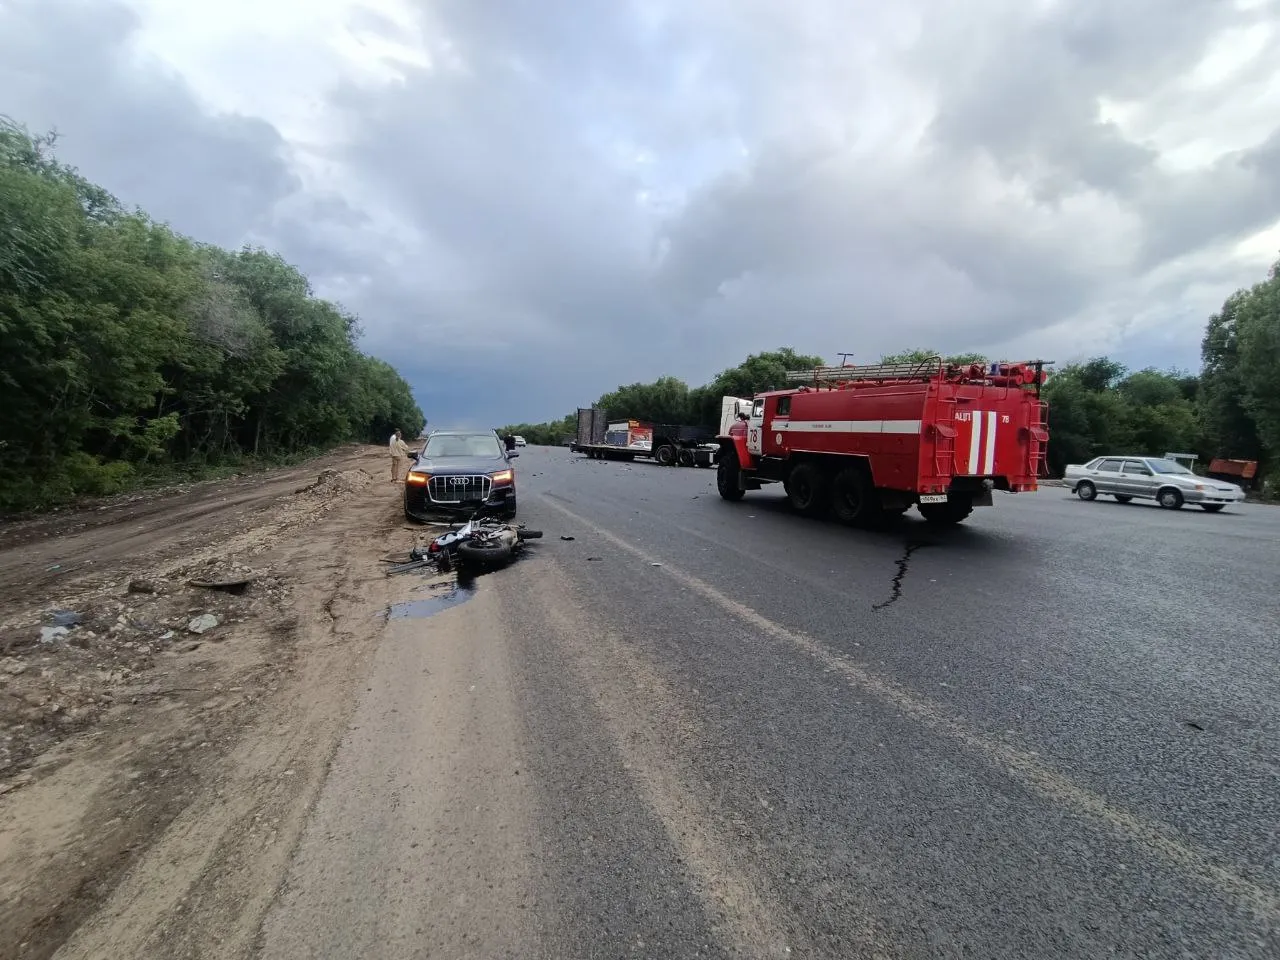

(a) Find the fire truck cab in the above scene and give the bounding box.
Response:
[716,358,1050,525]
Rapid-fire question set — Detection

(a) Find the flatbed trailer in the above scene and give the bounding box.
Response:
[571,408,717,466]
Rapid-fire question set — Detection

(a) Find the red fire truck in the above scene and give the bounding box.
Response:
[716,358,1050,525]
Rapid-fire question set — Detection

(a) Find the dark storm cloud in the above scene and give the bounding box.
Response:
[3,0,1280,427]
[0,0,297,248]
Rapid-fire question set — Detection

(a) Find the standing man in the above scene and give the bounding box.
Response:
[389,429,410,482]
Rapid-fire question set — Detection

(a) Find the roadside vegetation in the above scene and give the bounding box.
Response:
[505,263,1280,495]
[0,118,424,512]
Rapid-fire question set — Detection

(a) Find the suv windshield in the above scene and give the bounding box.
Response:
[423,434,503,458]
[1147,458,1192,475]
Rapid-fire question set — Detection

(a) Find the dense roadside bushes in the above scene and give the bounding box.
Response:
[0,118,423,511]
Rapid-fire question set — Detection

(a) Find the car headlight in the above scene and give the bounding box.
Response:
[491,469,514,485]
[406,472,429,486]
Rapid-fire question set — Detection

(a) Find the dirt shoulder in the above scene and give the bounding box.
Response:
[0,444,437,959]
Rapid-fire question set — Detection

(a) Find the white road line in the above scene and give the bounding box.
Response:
[539,495,1280,921]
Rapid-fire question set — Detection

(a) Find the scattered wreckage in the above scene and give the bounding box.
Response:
[388,510,543,576]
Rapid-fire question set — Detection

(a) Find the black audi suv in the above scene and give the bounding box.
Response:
[403,430,518,521]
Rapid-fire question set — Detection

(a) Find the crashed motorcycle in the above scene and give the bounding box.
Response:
[407,511,542,573]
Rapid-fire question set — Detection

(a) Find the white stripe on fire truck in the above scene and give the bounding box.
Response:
[772,419,923,435]
[967,413,982,475]
[983,411,998,475]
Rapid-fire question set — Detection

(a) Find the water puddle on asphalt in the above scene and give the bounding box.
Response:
[387,578,477,620]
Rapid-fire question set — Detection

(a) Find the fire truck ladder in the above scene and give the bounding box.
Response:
[1028,399,1050,478]
[928,394,959,478]
[784,358,944,386]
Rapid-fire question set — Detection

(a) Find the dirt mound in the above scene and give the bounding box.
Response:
[299,469,373,497]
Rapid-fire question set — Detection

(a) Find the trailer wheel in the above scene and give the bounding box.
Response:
[786,463,829,516]
[716,451,746,501]
[919,496,973,525]
[656,444,676,466]
[830,466,873,526]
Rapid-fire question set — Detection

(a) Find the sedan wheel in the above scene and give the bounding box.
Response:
[1158,488,1184,510]
[1075,480,1097,501]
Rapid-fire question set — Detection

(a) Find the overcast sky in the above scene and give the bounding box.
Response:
[4,0,1280,426]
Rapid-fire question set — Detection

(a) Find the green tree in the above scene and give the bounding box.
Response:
[1232,261,1280,464]
[879,348,988,366]
[0,116,423,511]
[598,375,692,424]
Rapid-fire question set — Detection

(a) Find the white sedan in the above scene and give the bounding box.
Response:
[1064,456,1246,512]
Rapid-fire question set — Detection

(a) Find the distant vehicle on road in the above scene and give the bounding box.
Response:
[404,430,520,521]
[1064,456,1245,511]
[513,435,527,447]
[570,407,716,467]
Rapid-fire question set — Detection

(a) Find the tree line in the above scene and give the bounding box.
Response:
[0,118,424,511]
[505,261,1280,496]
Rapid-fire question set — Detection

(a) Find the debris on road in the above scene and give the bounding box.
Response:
[39,625,70,644]
[128,579,158,594]
[298,468,373,497]
[560,535,575,541]
[189,575,256,594]
[187,614,220,635]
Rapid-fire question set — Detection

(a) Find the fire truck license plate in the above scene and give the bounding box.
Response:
[919,494,949,504]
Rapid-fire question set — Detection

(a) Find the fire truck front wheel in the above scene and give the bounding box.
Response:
[785,463,829,516]
[717,453,746,501]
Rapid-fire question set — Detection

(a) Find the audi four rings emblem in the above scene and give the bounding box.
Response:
[448,476,469,485]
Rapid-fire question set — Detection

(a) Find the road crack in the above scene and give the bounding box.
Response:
[872,542,929,610]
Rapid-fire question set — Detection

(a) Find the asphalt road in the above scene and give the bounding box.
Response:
[260,447,1280,959]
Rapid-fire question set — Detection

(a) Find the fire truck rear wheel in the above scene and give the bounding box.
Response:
[830,466,872,525]
[717,453,746,501]
[919,498,974,525]
[785,463,829,515]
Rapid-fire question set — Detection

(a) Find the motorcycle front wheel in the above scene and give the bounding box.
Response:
[456,539,514,568]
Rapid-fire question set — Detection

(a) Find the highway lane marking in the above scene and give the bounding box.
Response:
[540,495,1280,920]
